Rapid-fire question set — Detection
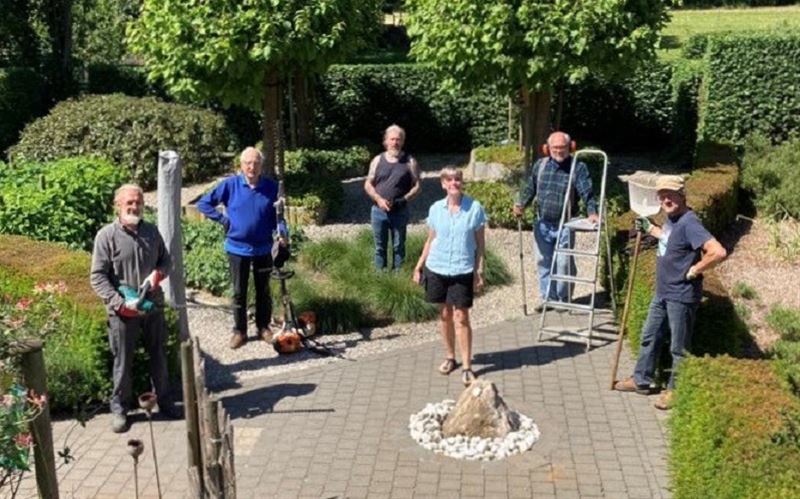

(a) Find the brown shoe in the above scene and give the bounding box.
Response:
[613,376,651,395]
[229,332,246,350]
[654,390,674,410]
[259,328,273,343]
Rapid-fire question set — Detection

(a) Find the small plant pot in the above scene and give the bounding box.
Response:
[127,439,144,459]
[138,392,157,412]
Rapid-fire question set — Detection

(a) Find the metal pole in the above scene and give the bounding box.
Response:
[19,339,59,499]
[158,150,190,341]
[610,231,642,390]
[517,218,528,316]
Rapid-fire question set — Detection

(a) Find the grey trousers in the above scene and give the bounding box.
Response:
[108,312,171,415]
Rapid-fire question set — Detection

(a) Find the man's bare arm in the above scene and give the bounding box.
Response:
[364,156,392,211]
[403,157,422,201]
[688,237,727,278]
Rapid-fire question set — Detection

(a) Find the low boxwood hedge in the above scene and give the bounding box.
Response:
[0,157,126,251]
[0,235,180,413]
[670,356,800,499]
[9,94,237,189]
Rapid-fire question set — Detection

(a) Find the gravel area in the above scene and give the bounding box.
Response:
[181,152,666,389]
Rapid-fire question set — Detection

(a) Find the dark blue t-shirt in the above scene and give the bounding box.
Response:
[656,210,712,303]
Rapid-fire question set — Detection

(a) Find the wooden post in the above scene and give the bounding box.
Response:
[158,150,190,341]
[181,341,203,497]
[18,339,59,499]
[205,399,224,498]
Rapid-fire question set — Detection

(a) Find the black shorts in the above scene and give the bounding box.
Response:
[423,267,474,309]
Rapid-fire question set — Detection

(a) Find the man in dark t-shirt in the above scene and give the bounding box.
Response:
[614,175,727,410]
[364,124,422,270]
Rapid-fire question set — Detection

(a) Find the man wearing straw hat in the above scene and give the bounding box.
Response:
[614,174,726,410]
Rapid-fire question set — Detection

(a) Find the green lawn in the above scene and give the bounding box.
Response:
[659,5,800,59]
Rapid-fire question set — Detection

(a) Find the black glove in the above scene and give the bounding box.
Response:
[392,197,407,210]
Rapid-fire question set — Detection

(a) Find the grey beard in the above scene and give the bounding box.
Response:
[120,214,141,225]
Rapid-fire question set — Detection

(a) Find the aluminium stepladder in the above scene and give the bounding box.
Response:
[536,149,617,351]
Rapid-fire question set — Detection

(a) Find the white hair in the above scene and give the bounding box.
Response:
[547,131,571,146]
[114,184,143,204]
[240,146,263,165]
[383,124,406,141]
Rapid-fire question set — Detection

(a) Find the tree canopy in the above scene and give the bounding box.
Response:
[405,0,671,95]
[128,0,383,111]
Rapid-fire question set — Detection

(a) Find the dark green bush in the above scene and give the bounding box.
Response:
[0,67,48,158]
[9,94,237,189]
[86,62,162,97]
[771,340,800,395]
[0,157,126,250]
[315,64,507,151]
[670,356,800,499]
[285,146,371,179]
[766,304,800,342]
[463,181,531,230]
[741,134,800,220]
[699,33,800,145]
[0,235,180,413]
[285,171,345,218]
[183,219,229,296]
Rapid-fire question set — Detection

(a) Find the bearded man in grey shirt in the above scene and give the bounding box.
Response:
[90,184,179,433]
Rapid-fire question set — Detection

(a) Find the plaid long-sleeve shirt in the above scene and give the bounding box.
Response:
[516,157,597,224]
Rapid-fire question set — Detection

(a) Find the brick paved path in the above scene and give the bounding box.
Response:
[11,313,670,498]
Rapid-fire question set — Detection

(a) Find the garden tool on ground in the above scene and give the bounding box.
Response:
[270,269,342,358]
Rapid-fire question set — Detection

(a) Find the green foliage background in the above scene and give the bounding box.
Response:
[9,94,237,189]
[741,135,800,220]
[0,157,126,251]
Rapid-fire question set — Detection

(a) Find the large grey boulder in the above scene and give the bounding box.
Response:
[441,379,518,439]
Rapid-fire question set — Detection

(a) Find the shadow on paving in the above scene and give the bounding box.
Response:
[202,332,402,391]
[472,342,585,377]
[220,382,320,419]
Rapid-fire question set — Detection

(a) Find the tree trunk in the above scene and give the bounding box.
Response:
[261,69,280,178]
[44,0,74,100]
[294,72,314,148]
[520,87,552,166]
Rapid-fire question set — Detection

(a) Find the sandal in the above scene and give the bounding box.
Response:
[438,358,458,375]
[461,368,477,386]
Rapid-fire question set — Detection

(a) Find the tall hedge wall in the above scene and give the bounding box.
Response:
[699,33,800,145]
[0,67,48,159]
[559,60,701,156]
[315,64,507,151]
[678,0,796,6]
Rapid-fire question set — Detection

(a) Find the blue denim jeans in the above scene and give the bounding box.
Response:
[633,297,698,390]
[371,205,409,270]
[534,219,575,301]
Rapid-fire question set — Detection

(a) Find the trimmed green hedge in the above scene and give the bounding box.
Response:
[699,33,800,145]
[0,157,126,251]
[0,235,180,413]
[670,356,800,499]
[0,67,48,159]
[316,64,507,151]
[285,146,371,179]
[679,0,796,6]
[559,60,701,156]
[9,94,237,189]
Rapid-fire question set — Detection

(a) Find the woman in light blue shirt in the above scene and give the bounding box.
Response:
[413,167,487,386]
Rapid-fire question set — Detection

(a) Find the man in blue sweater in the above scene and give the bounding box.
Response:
[197,147,285,349]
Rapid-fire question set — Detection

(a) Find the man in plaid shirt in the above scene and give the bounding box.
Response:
[513,131,598,312]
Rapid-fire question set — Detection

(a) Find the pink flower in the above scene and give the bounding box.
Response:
[14,433,33,448]
[2,394,14,407]
[27,390,47,409]
[33,281,68,295]
[15,298,33,310]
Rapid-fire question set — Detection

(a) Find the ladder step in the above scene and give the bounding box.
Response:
[541,301,594,312]
[549,274,596,284]
[539,327,618,342]
[553,248,599,257]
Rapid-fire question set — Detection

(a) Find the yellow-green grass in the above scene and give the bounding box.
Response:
[659,6,800,60]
